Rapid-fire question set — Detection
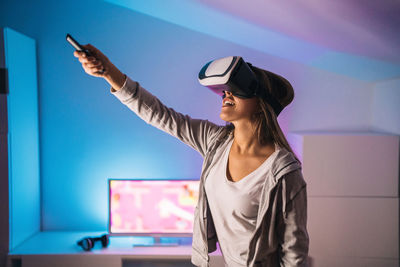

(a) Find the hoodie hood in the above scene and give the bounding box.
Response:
[271,148,302,182]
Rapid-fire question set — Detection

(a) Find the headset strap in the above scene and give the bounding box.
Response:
[260,89,283,116]
[247,62,284,116]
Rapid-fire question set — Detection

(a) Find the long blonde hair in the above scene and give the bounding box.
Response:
[226,65,301,164]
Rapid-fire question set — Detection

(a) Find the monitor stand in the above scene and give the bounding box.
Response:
[133,236,180,247]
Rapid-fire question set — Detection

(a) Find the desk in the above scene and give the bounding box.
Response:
[7,231,224,267]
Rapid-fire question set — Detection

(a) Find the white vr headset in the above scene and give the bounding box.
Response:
[198,56,284,116]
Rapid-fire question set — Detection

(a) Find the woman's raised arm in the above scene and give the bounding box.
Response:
[73,44,223,157]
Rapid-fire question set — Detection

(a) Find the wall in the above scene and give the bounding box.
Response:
[0,0,394,232]
[371,78,400,134]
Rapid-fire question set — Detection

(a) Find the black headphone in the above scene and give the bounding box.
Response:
[77,234,110,251]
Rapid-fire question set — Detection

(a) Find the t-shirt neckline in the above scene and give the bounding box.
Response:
[224,138,278,184]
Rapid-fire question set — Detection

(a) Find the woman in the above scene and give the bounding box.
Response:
[74,44,309,267]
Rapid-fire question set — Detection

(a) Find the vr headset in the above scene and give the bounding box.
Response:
[198,56,284,116]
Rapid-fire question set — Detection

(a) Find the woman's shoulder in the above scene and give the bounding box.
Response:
[270,147,303,177]
[205,125,233,153]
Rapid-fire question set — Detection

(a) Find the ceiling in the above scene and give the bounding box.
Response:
[105,0,400,82]
[197,0,400,64]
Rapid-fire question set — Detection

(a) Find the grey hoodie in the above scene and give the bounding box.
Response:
[111,76,309,267]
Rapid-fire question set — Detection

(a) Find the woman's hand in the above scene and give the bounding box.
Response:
[73,44,110,78]
[73,44,126,91]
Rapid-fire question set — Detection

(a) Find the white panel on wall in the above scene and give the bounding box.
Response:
[287,132,399,197]
[308,197,398,259]
[287,132,399,267]
[309,255,399,267]
[4,27,41,250]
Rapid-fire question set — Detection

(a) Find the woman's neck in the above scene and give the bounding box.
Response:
[231,121,272,155]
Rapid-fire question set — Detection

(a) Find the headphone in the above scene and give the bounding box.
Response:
[77,234,110,251]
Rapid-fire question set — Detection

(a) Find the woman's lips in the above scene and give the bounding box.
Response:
[222,98,235,107]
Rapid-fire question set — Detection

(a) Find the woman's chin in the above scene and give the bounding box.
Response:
[219,113,232,122]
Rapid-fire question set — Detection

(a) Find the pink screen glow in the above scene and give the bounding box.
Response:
[109,180,199,234]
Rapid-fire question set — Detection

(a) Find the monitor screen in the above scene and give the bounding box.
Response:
[108,179,200,236]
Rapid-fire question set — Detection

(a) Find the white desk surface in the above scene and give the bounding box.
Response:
[9,231,222,257]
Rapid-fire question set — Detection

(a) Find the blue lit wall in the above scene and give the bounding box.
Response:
[0,0,397,233]
[1,0,234,231]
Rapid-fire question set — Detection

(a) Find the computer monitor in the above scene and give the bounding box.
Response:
[108,178,200,246]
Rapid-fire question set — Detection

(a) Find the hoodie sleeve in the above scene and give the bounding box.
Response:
[110,76,223,157]
[278,169,310,267]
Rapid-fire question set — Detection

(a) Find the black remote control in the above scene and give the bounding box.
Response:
[66,34,105,74]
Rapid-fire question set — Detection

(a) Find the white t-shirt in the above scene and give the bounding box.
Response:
[204,139,280,266]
